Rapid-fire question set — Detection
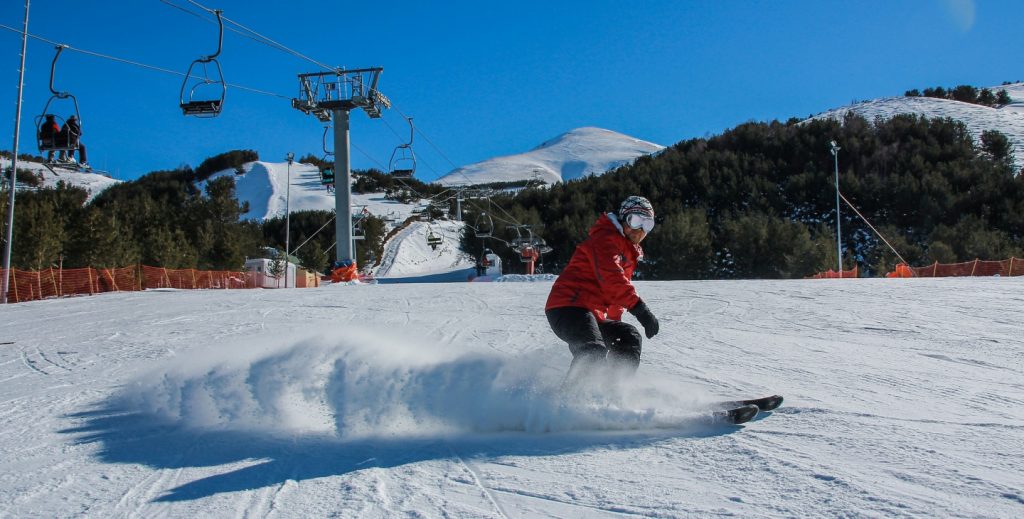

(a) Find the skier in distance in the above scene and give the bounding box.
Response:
[545,195,660,389]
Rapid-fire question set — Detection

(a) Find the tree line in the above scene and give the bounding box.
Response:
[462,113,1023,279]
[904,84,1013,107]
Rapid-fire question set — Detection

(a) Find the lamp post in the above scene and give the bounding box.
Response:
[830,140,842,276]
[2,0,30,304]
[285,152,293,288]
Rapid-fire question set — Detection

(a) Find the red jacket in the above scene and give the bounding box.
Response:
[545,213,643,321]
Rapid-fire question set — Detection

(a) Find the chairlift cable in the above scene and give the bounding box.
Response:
[838,191,910,266]
[179,0,338,72]
[289,214,336,256]
[159,0,303,60]
[0,24,291,100]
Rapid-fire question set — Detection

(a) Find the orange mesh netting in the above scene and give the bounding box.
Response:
[886,258,1023,278]
[807,266,859,279]
[3,265,257,304]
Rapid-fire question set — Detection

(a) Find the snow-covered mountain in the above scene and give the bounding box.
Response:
[810,82,1024,169]
[434,127,665,186]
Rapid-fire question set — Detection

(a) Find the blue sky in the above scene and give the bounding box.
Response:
[1,0,1020,182]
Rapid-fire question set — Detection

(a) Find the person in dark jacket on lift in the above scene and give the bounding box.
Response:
[545,195,660,390]
[39,115,62,162]
[59,115,87,167]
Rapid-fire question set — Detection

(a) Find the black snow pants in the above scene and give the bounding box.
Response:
[546,306,643,376]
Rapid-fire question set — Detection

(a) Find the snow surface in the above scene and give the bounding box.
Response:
[2,278,1022,517]
[811,83,1024,170]
[0,157,120,202]
[434,127,665,186]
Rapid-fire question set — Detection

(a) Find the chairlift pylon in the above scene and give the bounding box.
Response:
[35,45,82,161]
[389,116,416,178]
[180,9,227,117]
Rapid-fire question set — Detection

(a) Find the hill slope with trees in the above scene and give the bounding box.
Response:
[464,113,1024,279]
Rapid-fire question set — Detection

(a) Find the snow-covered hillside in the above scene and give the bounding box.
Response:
[373,219,475,278]
[434,127,664,186]
[0,157,120,202]
[207,161,422,223]
[811,83,1024,169]
[1,278,1022,516]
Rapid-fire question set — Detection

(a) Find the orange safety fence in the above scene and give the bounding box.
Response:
[807,266,859,279]
[140,265,252,290]
[2,265,257,304]
[886,257,1023,278]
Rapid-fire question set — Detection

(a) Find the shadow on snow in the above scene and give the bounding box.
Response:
[60,404,747,503]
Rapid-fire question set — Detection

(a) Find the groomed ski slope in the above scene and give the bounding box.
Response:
[1,278,1022,517]
[373,219,475,278]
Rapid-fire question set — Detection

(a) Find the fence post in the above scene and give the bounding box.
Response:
[971,259,978,276]
[932,261,938,277]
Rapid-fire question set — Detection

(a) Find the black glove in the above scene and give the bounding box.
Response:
[629,299,659,339]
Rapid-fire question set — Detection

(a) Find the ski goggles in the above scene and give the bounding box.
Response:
[625,213,655,233]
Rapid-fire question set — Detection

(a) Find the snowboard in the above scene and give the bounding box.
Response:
[709,395,783,425]
[715,394,784,412]
[712,404,760,425]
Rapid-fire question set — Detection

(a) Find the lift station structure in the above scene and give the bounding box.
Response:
[291,67,390,263]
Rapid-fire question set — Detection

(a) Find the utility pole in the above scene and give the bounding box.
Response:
[2,0,30,304]
[285,151,293,288]
[830,140,843,276]
[291,68,388,264]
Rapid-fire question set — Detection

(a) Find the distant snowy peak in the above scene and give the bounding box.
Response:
[434,127,664,187]
[810,83,1024,169]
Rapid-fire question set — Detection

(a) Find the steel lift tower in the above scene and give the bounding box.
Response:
[292,67,389,264]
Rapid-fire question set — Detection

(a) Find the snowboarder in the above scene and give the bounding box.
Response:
[545,195,660,389]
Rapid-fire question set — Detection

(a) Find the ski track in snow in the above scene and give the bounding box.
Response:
[1,278,1023,517]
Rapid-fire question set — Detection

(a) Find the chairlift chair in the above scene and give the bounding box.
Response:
[180,10,227,117]
[35,45,82,160]
[475,212,494,238]
[389,116,416,178]
[318,125,335,186]
[352,219,366,241]
[426,229,442,250]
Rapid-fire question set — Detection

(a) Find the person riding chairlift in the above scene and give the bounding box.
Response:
[39,115,61,162]
[58,115,88,167]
